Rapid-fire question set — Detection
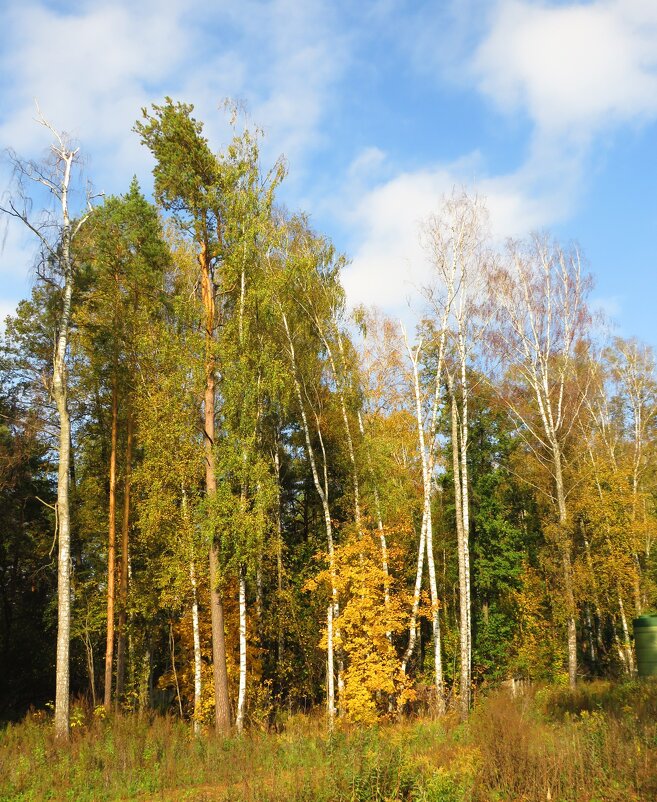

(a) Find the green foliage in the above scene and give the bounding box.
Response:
[5,98,657,747]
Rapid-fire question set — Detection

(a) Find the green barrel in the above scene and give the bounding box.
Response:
[633,615,657,677]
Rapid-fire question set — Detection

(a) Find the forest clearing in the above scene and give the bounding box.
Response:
[3,5,657,798]
[2,682,657,801]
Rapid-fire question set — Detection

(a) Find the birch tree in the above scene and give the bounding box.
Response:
[489,235,592,688]
[265,216,345,724]
[609,338,657,612]
[424,191,492,717]
[1,113,92,739]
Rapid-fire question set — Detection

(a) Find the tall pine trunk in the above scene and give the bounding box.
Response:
[104,377,119,708]
[201,247,231,734]
[115,410,133,700]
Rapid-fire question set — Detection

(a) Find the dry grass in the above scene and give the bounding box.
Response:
[2,681,657,801]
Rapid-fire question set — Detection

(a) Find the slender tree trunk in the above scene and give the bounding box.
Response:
[274,445,284,665]
[83,626,96,708]
[53,169,75,740]
[170,623,183,718]
[115,410,133,701]
[280,309,338,724]
[618,595,635,675]
[104,378,119,709]
[424,500,445,713]
[450,383,470,719]
[406,335,444,707]
[236,566,247,733]
[190,559,202,734]
[614,618,628,673]
[53,366,72,741]
[458,343,472,686]
[402,518,426,677]
[552,446,577,687]
[201,248,230,734]
[584,604,597,667]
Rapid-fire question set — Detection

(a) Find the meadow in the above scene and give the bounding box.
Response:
[2,681,657,802]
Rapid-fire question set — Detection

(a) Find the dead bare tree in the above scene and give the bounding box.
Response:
[1,108,94,739]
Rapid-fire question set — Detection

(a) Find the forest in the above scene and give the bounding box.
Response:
[1,101,657,801]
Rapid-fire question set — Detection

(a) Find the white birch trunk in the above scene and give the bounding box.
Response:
[236,566,247,733]
[618,595,636,676]
[401,516,427,675]
[51,146,77,742]
[190,560,202,734]
[403,329,444,707]
[449,377,470,719]
[279,308,338,724]
[458,335,473,707]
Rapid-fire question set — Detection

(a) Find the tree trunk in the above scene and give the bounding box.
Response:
[280,309,338,724]
[53,371,72,741]
[201,249,230,734]
[406,335,444,707]
[401,518,426,675]
[104,378,119,709]
[53,165,75,741]
[618,595,635,675]
[450,384,470,720]
[274,445,284,665]
[236,566,247,733]
[189,559,202,734]
[83,626,96,708]
[458,341,472,687]
[424,499,445,713]
[553,445,577,688]
[115,410,133,701]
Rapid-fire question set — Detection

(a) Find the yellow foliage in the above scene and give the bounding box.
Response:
[311,527,411,725]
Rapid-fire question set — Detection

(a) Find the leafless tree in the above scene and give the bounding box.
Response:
[1,108,94,739]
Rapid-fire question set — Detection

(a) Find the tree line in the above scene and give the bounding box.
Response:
[1,101,655,740]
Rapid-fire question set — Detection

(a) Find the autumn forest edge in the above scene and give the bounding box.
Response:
[1,99,655,740]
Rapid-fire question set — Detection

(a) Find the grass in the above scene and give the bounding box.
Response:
[2,681,657,801]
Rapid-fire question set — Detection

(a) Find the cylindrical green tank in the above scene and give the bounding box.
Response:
[633,615,657,677]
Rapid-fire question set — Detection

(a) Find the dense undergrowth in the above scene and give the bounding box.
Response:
[2,681,657,801]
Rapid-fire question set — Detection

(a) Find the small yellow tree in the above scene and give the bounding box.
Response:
[308,526,411,725]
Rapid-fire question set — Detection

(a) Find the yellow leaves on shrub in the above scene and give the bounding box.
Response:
[310,526,411,725]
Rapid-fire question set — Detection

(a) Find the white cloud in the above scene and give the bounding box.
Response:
[0,0,349,307]
[0,3,187,156]
[341,151,573,318]
[0,0,347,181]
[335,0,657,327]
[474,0,657,138]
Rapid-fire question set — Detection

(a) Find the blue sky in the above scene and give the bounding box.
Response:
[1,0,657,346]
